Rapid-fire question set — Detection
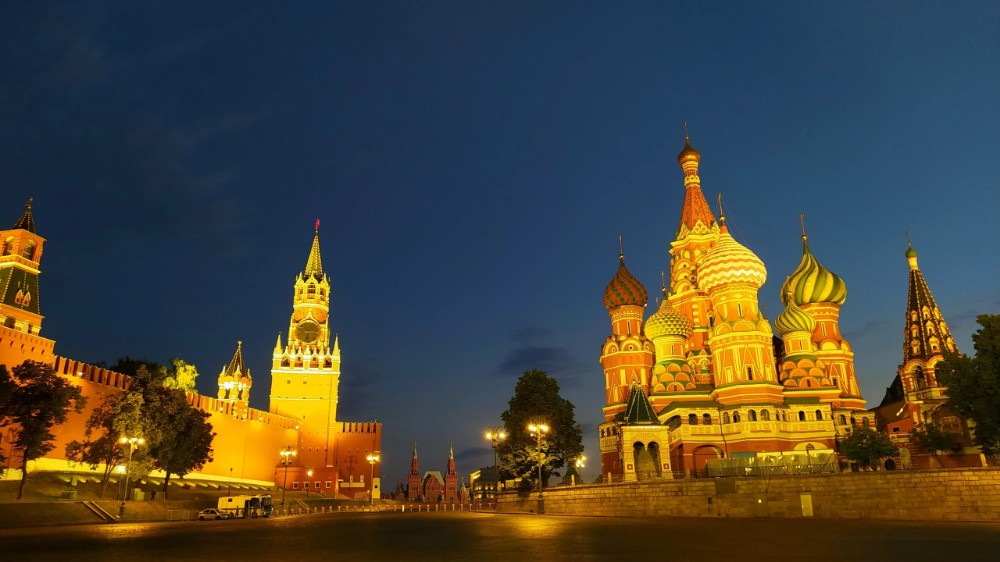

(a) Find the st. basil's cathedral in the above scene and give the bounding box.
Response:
[598,135,880,480]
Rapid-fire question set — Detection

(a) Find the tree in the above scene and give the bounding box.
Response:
[0,361,87,499]
[911,421,959,467]
[497,369,583,488]
[840,427,896,470]
[163,358,199,392]
[937,314,1000,456]
[65,392,145,497]
[124,365,214,497]
[145,386,214,494]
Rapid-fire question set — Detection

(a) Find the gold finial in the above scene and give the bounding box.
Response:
[237,340,242,347]
[618,234,624,263]
[905,229,911,247]
[683,121,689,143]
[26,197,33,210]
[315,218,320,233]
[660,270,667,296]
[799,214,807,238]
[716,193,725,217]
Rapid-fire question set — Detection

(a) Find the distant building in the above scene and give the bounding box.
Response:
[598,136,874,481]
[406,442,459,502]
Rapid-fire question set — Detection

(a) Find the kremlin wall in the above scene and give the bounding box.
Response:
[0,203,381,498]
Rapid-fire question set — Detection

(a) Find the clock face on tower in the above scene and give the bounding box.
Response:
[295,320,320,344]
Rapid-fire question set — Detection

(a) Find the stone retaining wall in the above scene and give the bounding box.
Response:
[497,468,1000,521]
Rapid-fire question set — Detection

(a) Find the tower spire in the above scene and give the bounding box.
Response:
[304,220,323,280]
[12,198,36,233]
[676,128,715,233]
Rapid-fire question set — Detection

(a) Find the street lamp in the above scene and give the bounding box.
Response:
[118,436,145,518]
[306,469,314,497]
[228,467,233,496]
[366,452,380,506]
[484,427,506,501]
[527,422,549,500]
[573,455,587,485]
[279,445,296,507]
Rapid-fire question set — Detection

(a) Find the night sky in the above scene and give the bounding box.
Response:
[2,2,998,487]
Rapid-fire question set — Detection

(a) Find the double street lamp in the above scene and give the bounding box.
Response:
[279,445,296,507]
[118,436,144,518]
[527,422,549,500]
[366,452,380,506]
[573,455,587,485]
[484,427,506,501]
[306,469,314,497]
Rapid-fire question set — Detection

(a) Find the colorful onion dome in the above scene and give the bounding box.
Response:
[697,217,767,292]
[774,297,817,335]
[645,291,693,339]
[603,254,648,310]
[677,134,701,166]
[780,236,847,306]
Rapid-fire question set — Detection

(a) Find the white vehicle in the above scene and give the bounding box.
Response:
[217,494,273,518]
[197,508,230,521]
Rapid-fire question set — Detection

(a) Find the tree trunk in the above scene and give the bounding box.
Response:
[161,472,171,498]
[16,455,28,500]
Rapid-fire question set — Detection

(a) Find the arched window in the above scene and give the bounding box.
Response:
[915,366,926,389]
[746,367,753,381]
[21,240,35,260]
[748,410,757,422]
[733,412,741,423]
[815,409,823,421]
[862,418,870,429]
[839,414,847,425]
[1,237,12,255]
[798,411,806,422]
[850,416,857,426]
[722,412,731,424]
[702,413,712,425]
[688,413,698,425]
[760,409,770,421]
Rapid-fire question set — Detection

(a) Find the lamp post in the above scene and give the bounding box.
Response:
[118,436,144,518]
[279,445,296,507]
[228,467,233,496]
[573,455,586,485]
[306,469,313,497]
[366,452,380,506]
[527,422,549,500]
[484,427,506,501]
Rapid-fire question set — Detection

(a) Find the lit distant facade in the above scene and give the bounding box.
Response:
[598,137,874,480]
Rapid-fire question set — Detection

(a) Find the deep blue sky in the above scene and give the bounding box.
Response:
[2,2,998,487]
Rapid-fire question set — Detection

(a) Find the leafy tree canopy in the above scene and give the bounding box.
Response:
[840,427,896,469]
[65,391,146,497]
[938,314,1000,456]
[497,369,583,486]
[0,361,87,499]
[164,358,199,392]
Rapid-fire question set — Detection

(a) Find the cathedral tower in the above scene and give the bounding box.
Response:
[779,220,865,417]
[668,135,720,384]
[0,199,55,367]
[698,212,780,402]
[407,442,421,501]
[217,340,252,419]
[269,221,342,469]
[897,243,955,417]
[598,246,653,476]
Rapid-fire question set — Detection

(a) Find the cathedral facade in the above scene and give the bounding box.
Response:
[598,137,875,480]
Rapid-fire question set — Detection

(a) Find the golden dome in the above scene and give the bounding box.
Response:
[697,218,767,292]
[645,293,693,339]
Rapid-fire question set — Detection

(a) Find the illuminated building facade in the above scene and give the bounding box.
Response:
[405,442,459,502]
[267,222,382,499]
[599,137,874,480]
[0,203,380,497]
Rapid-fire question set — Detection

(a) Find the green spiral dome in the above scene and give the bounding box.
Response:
[780,239,847,306]
[774,298,817,335]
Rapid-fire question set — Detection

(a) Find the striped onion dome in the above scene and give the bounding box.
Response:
[645,292,693,339]
[779,237,847,306]
[774,297,816,335]
[697,217,767,293]
[603,254,648,310]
